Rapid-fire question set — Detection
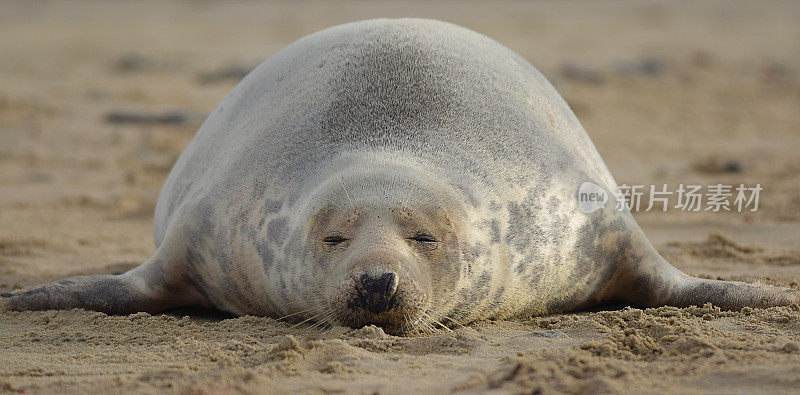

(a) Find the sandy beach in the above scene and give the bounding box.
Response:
[1,1,799,393]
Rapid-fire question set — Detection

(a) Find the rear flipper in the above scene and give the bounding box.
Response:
[661,272,795,310]
[1,255,203,314]
[614,253,797,310]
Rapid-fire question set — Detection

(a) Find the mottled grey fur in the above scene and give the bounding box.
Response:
[2,19,794,330]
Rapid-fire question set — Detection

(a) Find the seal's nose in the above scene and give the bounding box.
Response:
[356,272,398,314]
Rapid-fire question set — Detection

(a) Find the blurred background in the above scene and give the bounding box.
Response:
[1,0,799,289]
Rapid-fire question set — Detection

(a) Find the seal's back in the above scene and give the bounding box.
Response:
[154,18,615,241]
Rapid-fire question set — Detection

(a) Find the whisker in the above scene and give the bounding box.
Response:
[302,311,340,336]
[403,312,414,334]
[430,317,453,332]
[305,318,328,331]
[290,308,339,335]
[290,313,321,330]
[275,307,318,322]
[401,178,418,209]
[310,312,337,332]
[421,313,445,334]
[297,318,324,335]
[282,299,325,305]
[338,177,353,208]
[441,315,467,330]
[325,197,343,210]
[412,313,434,335]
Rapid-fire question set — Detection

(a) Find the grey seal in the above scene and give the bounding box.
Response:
[2,19,794,333]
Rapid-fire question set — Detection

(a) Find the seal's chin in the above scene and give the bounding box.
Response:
[329,289,426,335]
[344,307,413,334]
[348,306,417,334]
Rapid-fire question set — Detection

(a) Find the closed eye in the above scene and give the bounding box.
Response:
[408,234,437,243]
[323,236,348,246]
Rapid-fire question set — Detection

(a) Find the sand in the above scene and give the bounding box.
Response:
[1,1,799,393]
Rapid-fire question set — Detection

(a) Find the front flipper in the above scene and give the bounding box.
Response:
[3,273,155,314]
[1,253,205,314]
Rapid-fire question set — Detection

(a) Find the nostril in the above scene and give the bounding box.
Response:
[358,273,398,297]
[379,272,398,299]
[356,272,399,314]
[357,273,370,294]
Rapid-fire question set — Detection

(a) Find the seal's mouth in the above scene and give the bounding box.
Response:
[339,290,422,333]
[343,306,409,331]
[326,275,427,334]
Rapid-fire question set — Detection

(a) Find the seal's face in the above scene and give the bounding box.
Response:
[304,173,464,334]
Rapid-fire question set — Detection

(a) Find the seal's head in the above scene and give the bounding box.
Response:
[299,162,466,334]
